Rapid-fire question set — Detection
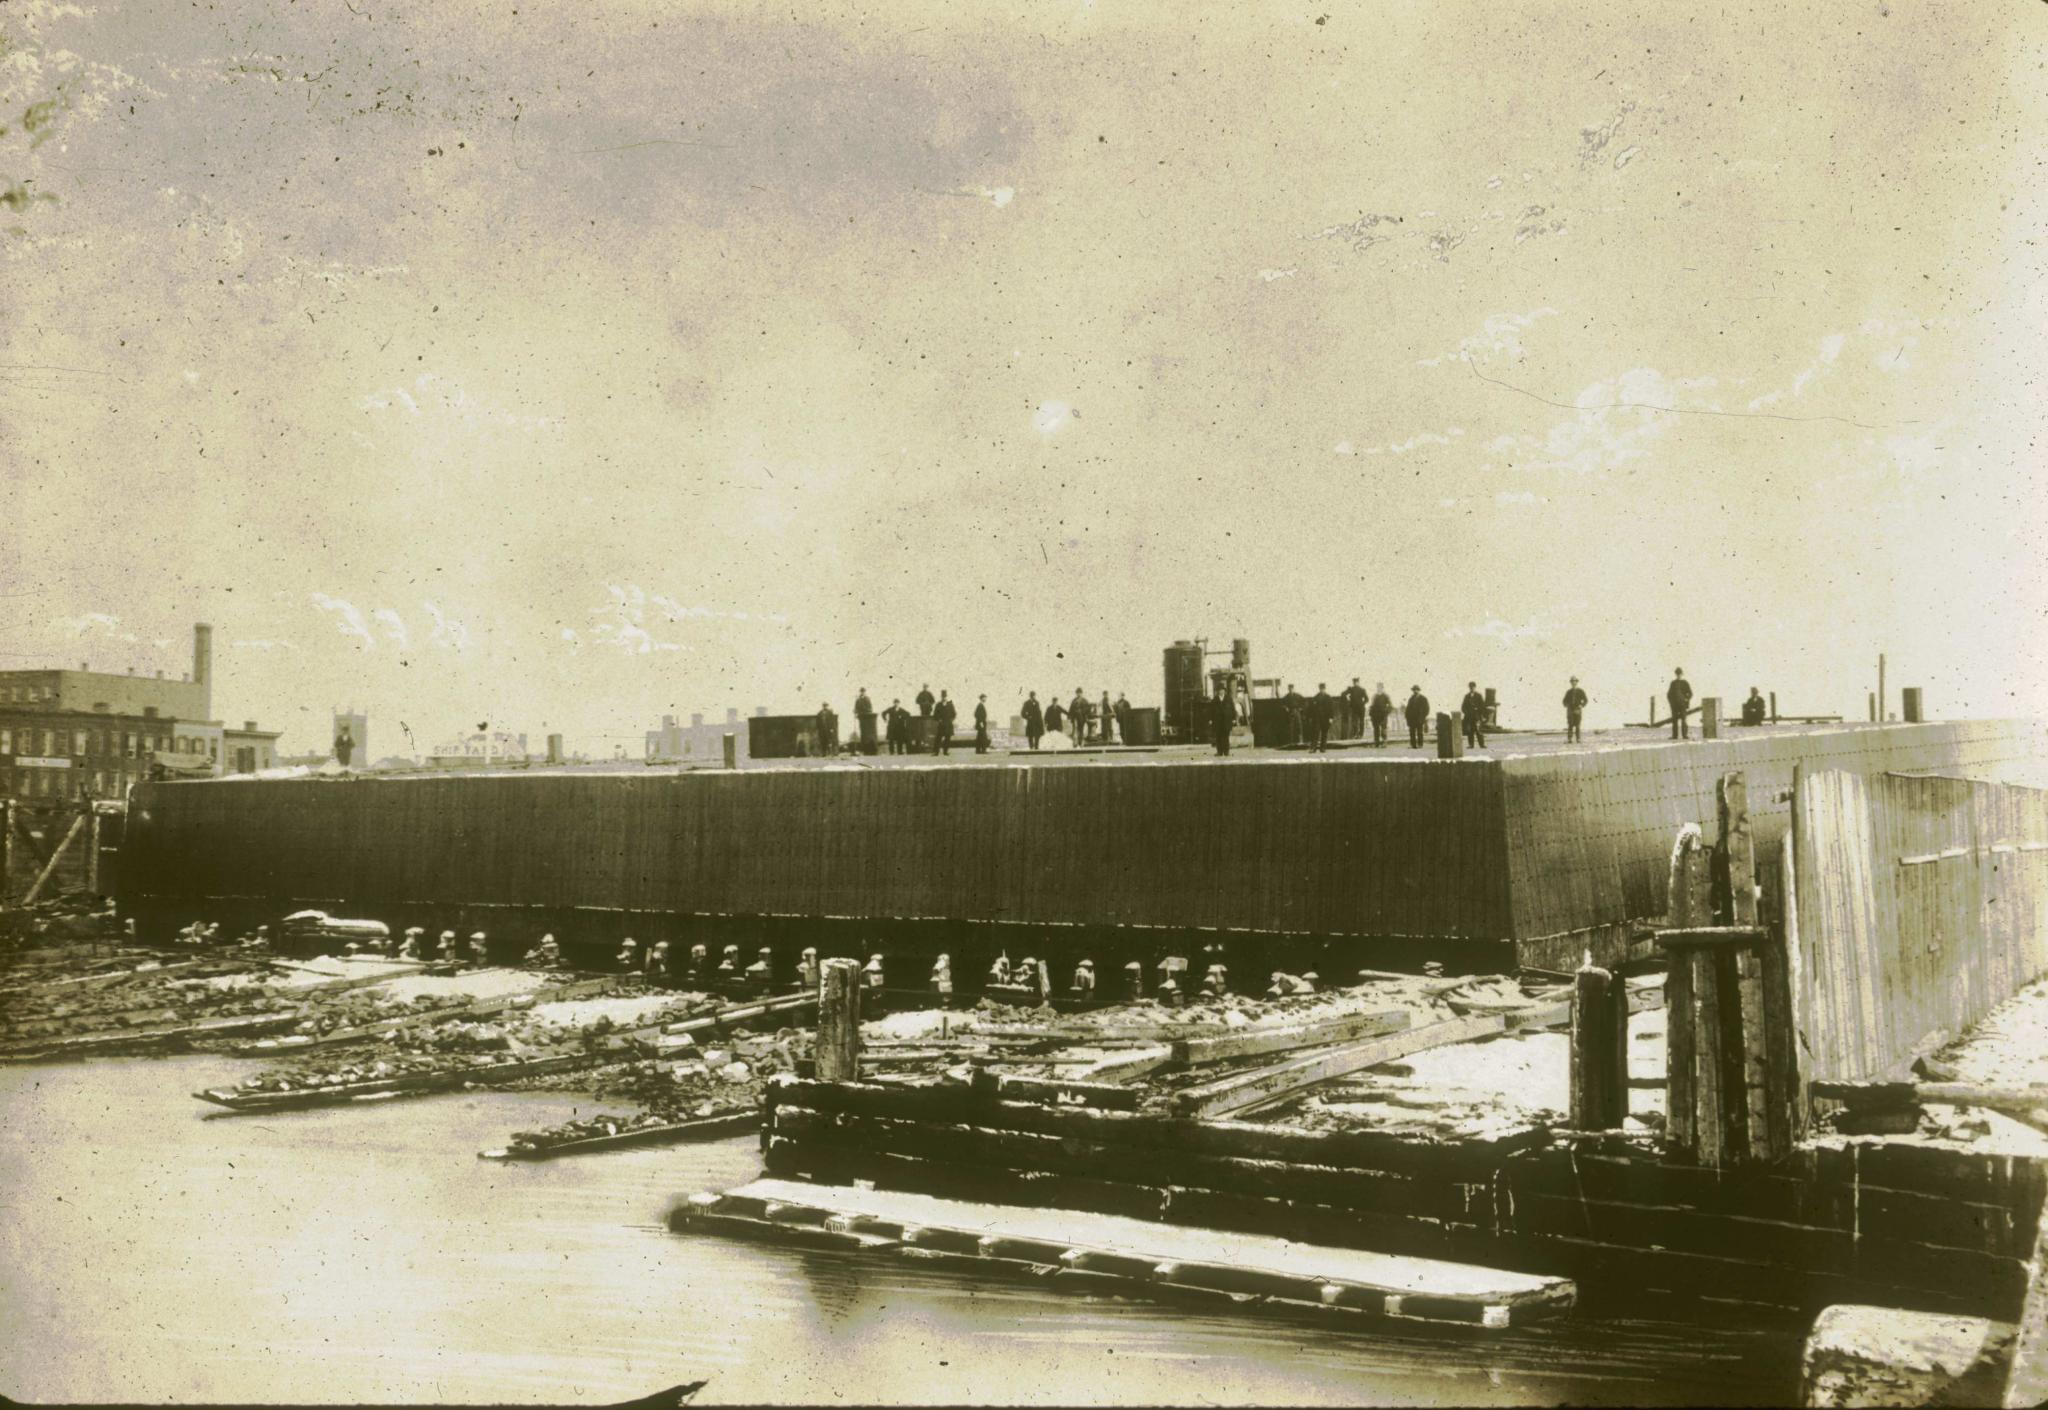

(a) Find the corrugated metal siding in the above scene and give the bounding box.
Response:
[123,757,1514,940]
[1793,769,2048,1082]
[1500,720,2046,942]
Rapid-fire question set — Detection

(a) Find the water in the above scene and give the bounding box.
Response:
[0,1056,1800,1405]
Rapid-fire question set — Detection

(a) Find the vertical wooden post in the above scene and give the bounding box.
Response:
[1700,698,1721,739]
[0,799,12,905]
[86,804,102,896]
[1878,653,1886,723]
[1436,712,1463,759]
[1902,687,1923,723]
[1868,691,1877,723]
[1769,691,1778,724]
[816,957,862,1083]
[1665,830,1709,1160]
[1570,965,1628,1129]
[722,732,738,770]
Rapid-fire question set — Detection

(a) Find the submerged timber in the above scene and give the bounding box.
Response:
[118,719,2045,974]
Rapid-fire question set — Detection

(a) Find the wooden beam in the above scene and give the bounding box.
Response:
[1654,926,1769,950]
[1811,1079,2048,1119]
[21,813,87,907]
[1171,1008,1410,1067]
[1169,1014,1506,1120]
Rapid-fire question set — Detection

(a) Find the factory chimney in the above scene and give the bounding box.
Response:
[193,623,213,714]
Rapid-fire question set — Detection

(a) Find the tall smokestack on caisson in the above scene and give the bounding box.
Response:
[193,623,213,715]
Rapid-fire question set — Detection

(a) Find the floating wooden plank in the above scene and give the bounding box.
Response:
[478,1109,757,1161]
[20,812,87,907]
[1811,1080,2048,1120]
[1170,1008,1410,1067]
[675,1177,1575,1328]
[1170,1014,1507,1120]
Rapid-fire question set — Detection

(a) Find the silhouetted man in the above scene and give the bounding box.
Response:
[1045,698,1067,739]
[1369,683,1393,747]
[1022,691,1043,750]
[854,688,877,755]
[1404,685,1431,748]
[933,690,957,754]
[1461,682,1488,749]
[973,695,991,753]
[1070,689,1092,744]
[1342,678,1367,739]
[815,702,839,756]
[1309,684,1335,752]
[334,725,355,768]
[1281,683,1305,747]
[915,685,935,718]
[1212,687,1234,755]
[1741,687,1768,727]
[886,699,911,754]
[1563,677,1589,743]
[1667,669,1693,740]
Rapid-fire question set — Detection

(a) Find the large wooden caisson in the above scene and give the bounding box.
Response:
[117,720,2043,971]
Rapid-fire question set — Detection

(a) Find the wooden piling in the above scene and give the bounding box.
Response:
[2002,1189,2048,1407]
[1664,830,1712,1161]
[0,799,12,904]
[1570,966,1628,1130]
[817,958,862,1083]
[85,805,101,896]
[1437,712,1463,759]
[1700,698,1721,740]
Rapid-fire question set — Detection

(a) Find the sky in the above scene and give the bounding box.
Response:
[3,0,2043,757]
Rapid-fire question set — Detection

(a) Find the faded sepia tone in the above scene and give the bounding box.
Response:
[5,1,2042,750]
[6,3,2048,1407]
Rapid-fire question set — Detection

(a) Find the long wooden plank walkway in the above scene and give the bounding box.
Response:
[674,1176,1575,1328]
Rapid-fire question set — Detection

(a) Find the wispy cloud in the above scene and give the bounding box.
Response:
[422,600,470,652]
[1444,613,1563,643]
[1418,308,1558,367]
[310,593,377,650]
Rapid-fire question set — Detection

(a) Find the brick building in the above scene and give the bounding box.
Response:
[0,704,177,801]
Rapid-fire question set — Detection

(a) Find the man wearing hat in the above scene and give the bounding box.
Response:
[467,931,490,968]
[1403,685,1431,749]
[523,933,560,968]
[615,937,639,971]
[437,930,460,964]
[1369,682,1394,747]
[1460,682,1488,749]
[1562,677,1589,743]
[399,926,424,960]
[796,946,820,993]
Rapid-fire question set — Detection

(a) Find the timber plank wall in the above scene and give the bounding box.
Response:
[119,721,2042,954]
[1502,719,2045,966]
[763,1078,2046,1325]
[1792,769,2048,1082]
[124,759,1514,940]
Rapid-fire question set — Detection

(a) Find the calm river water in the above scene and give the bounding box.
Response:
[1,1056,1799,1405]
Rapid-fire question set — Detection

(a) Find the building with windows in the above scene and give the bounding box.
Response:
[0,704,179,801]
[0,623,213,721]
[0,623,285,783]
[646,707,768,764]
